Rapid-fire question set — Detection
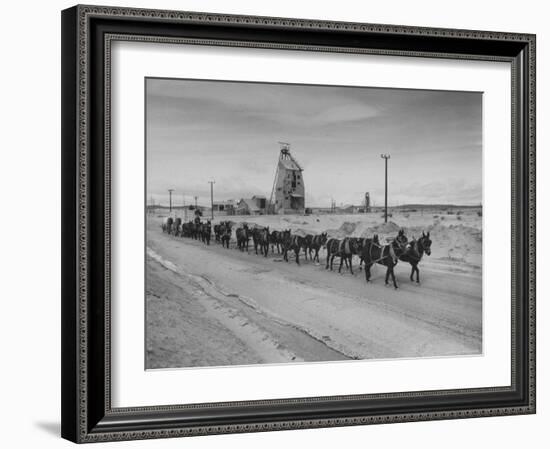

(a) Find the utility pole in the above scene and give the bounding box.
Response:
[380,154,390,223]
[194,196,198,209]
[208,180,215,221]
[168,189,174,214]
[182,194,186,221]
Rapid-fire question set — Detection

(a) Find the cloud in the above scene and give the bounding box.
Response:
[146,79,482,207]
[312,103,380,125]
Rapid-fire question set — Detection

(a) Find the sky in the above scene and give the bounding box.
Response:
[146,78,482,208]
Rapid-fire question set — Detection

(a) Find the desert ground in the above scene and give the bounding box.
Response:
[145,209,482,369]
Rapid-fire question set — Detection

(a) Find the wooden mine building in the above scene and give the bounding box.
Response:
[269,142,305,214]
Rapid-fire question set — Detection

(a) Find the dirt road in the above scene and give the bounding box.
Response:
[146,221,482,369]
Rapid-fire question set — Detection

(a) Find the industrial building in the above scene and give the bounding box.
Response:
[269,143,305,214]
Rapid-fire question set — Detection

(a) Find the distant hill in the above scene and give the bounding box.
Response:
[394,204,482,209]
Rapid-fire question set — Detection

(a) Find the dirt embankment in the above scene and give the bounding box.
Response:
[324,219,481,266]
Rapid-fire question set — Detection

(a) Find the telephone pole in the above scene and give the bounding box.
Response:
[182,194,186,221]
[168,189,174,213]
[208,180,215,220]
[380,154,390,223]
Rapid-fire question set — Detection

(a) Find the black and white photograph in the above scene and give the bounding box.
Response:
[52,1,538,445]
[145,78,483,369]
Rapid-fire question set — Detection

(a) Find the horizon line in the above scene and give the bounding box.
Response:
[146,202,483,209]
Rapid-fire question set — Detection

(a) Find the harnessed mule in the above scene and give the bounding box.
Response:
[220,222,232,249]
[399,231,432,283]
[252,226,270,257]
[282,230,305,265]
[182,221,194,238]
[236,224,251,252]
[269,230,283,254]
[200,221,212,245]
[172,217,182,236]
[325,237,361,274]
[361,234,408,289]
[303,235,314,261]
[161,216,173,234]
[192,217,202,240]
[359,229,407,270]
[306,233,328,263]
[213,224,222,242]
[260,227,270,257]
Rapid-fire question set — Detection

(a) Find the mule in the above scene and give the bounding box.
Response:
[192,217,202,240]
[236,224,251,252]
[325,237,361,274]
[302,235,314,260]
[200,221,212,245]
[172,217,182,236]
[399,231,432,283]
[359,229,407,270]
[213,224,222,242]
[252,226,270,257]
[251,227,262,255]
[361,234,408,289]
[269,230,283,254]
[308,233,328,263]
[161,216,173,234]
[282,230,304,265]
[181,221,193,238]
[220,221,232,249]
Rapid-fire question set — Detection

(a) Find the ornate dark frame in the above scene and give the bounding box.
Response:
[61,4,536,443]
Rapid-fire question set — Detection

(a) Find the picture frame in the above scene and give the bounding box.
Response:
[61,4,536,443]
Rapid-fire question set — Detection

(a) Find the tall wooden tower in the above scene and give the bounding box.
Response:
[269,142,305,214]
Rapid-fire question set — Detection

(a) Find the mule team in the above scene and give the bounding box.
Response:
[162,216,212,244]
[162,216,432,289]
